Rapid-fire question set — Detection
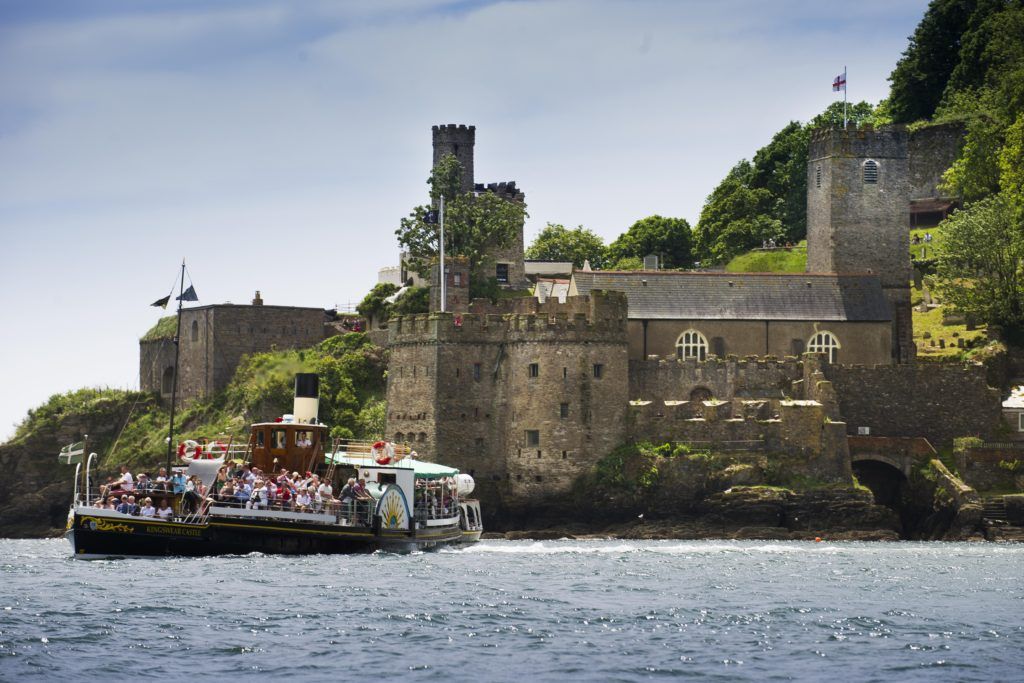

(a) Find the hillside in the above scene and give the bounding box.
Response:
[0,332,386,538]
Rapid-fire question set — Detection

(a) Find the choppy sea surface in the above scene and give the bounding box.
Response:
[1,539,1022,682]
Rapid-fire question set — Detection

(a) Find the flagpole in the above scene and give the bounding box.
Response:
[843,66,848,130]
[439,194,446,313]
[165,259,186,475]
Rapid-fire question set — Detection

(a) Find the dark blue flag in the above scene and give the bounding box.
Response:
[424,210,439,224]
[177,285,199,302]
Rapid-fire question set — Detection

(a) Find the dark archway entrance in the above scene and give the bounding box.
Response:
[852,459,906,507]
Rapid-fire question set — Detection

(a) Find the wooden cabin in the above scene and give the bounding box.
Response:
[248,421,329,475]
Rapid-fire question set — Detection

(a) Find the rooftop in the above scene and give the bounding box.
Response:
[570,271,891,322]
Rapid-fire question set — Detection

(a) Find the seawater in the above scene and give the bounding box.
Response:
[1,539,1022,682]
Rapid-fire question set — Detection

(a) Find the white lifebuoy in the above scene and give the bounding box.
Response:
[177,439,199,459]
[371,440,395,464]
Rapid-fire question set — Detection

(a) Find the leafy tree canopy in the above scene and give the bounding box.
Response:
[605,215,693,269]
[525,223,606,269]
[396,153,527,285]
[935,193,1024,330]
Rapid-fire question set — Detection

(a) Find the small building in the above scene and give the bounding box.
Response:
[140,294,330,404]
[1002,387,1024,439]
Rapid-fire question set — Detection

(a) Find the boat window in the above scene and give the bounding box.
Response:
[378,473,396,486]
[256,430,265,448]
[272,429,287,449]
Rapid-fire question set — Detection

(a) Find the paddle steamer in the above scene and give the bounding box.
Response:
[66,373,483,558]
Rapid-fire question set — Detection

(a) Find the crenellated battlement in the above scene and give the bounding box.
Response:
[388,292,629,345]
[432,123,475,134]
[808,124,908,161]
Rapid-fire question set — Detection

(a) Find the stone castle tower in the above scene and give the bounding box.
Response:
[385,292,629,509]
[806,126,914,363]
[431,124,528,290]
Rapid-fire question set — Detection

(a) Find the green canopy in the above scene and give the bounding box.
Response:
[327,453,459,480]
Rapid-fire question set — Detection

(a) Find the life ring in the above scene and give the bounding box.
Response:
[178,439,199,458]
[371,440,395,465]
[210,441,227,456]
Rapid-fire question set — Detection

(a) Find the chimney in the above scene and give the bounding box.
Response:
[643,254,659,271]
[293,373,319,423]
[252,290,264,306]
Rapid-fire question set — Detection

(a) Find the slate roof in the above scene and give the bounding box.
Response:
[570,271,891,321]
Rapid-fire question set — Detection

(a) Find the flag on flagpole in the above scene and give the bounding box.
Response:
[176,285,199,302]
[833,71,847,92]
[58,441,85,465]
[151,295,171,309]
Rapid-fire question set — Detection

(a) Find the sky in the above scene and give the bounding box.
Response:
[0,0,930,442]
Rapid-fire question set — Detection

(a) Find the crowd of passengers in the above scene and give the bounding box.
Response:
[93,462,461,520]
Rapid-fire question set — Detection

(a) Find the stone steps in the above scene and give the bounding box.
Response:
[982,499,1008,522]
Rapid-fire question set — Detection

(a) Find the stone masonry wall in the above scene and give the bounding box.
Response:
[629,356,804,403]
[385,292,630,505]
[139,305,327,405]
[823,363,1002,448]
[908,122,965,200]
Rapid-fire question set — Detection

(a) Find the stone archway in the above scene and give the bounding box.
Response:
[851,457,908,508]
[690,387,712,402]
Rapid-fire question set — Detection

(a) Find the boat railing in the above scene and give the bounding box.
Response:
[202,496,376,527]
[333,439,415,458]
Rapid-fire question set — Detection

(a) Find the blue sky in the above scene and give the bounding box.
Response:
[0,0,929,441]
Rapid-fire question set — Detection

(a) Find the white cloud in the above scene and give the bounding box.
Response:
[0,0,928,440]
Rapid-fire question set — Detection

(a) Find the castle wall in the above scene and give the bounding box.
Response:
[823,363,1002,448]
[635,319,891,365]
[908,122,965,200]
[629,356,803,403]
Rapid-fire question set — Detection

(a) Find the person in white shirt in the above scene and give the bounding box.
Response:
[156,500,173,520]
[295,489,312,512]
[112,465,134,492]
[249,480,268,510]
[140,498,156,518]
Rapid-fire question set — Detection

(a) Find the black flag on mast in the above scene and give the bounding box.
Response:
[151,295,171,309]
[176,285,199,302]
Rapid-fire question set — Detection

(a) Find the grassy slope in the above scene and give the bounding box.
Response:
[724,242,807,273]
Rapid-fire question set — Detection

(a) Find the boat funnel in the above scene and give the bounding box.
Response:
[293,373,320,424]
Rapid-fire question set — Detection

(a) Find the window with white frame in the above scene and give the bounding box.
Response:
[807,330,841,363]
[1018,412,1024,432]
[676,329,708,361]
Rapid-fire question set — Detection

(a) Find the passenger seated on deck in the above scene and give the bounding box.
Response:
[140,498,156,518]
[295,488,312,512]
[115,495,130,514]
[277,482,293,510]
[156,499,173,520]
[136,473,150,492]
[110,465,135,493]
[154,467,169,491]
[126,495,140,516]
[234,479,251,506]
[219,479,235,502]
[248,479,268,510]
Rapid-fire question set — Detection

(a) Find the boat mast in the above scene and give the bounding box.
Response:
[165,259,186,474]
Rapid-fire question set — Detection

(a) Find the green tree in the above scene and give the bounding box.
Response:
[525,223,606,269]
[887,0,986,123]
[396,153,527,287]
[391,285,430,316]
[693,161,782,263]
[605,215,692,269]
[936,193,1024,330]
[356,282,398,323]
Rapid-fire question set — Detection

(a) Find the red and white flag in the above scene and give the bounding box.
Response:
[832,71,847,92]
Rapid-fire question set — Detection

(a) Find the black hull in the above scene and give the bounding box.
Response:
[68,512,461,558]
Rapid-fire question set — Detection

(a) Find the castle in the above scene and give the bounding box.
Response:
[383,122,1001,509]
[139,121,1000,512]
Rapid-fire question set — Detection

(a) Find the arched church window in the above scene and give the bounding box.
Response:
[807,330,840,363]
[863,159,879,184]
[161,366,175,395]
[190,320,199,342]
[815,165,822,188]
[676,329,708,361]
